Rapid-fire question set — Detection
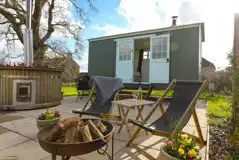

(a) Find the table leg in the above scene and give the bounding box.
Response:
[136,105,144,121]
[112,133,114,160]
[118,104,122,120]
[117,107,131,135]
[135,105,148,135]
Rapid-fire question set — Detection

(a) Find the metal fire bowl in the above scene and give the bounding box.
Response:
[37,118,114,156]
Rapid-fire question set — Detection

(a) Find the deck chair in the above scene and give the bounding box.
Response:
[127,79,207,147]
[72,76,124,121]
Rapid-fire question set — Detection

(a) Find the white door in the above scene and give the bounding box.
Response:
[149,34,170,83]
[115,39,134,83]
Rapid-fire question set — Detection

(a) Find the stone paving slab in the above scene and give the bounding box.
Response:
[0,96,208,160]
[13,124,38,140]
[22,109,47,118]
[0,126,9,134]
[77,139,126,160]
[0,112,26,126]
[0,117,36,131]
[114,144,161,160]
[0,132,29,151]
[0,140,49,160]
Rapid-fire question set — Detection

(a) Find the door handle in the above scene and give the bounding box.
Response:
[165,58,169,63]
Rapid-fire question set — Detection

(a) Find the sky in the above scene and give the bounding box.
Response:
[0,0,238,71]
[78,0,239,72]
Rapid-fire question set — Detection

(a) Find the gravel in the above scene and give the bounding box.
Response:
[209,118,233,160]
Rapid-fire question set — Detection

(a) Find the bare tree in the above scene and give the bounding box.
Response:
[0,0,96,65]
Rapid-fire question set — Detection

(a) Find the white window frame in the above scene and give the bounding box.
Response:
[114,34,155,42]
[151,35,168,60]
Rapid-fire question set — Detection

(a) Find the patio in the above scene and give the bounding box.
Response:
[0,96,208,160]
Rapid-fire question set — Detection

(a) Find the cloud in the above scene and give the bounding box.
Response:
[76,47,89,72]
[178,1,200,23]
[91,24,130,36]
[117,0,164,31]
[92,0,239,68]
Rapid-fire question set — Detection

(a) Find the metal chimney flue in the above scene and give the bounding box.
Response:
[24,0,33,67]
[172,16,178,26]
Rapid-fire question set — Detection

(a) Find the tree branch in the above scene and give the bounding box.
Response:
[32,0,48,47]
[0,20,10,24]
[46,44,63,56]
[0,7,24,44]
[41,0,55,43]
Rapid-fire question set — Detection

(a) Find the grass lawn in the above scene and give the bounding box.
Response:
[61,85,232,126]
[202,93,232,126]
[61,86,78,96]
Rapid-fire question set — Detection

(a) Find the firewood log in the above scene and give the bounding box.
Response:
[46,123,65,142]
[78,125,93,142]
[61,117,84,128]
[86,120,107,143]
[64,126,78,143]
[93,120,107,134]
[75,121,84,142]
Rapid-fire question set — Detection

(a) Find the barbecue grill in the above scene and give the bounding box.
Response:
[37,118,114,160]
[76,76,92,102]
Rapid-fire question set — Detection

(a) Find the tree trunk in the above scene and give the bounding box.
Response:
[33,46,46,66]
[233,14,239,133]
[232,66,239,131]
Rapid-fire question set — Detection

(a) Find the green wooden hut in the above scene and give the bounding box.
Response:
[87,21,205,89]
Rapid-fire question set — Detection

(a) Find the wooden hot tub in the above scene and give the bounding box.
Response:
[0,66,63,110]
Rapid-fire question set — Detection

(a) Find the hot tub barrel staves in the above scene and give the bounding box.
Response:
[0,66,63,110]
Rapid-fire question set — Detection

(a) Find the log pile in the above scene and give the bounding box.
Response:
[46,117,108,143]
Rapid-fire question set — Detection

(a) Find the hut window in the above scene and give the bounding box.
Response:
[119,42,131,61]
[152,36,168,59]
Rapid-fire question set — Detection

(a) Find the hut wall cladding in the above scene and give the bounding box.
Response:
[0,67,63,110]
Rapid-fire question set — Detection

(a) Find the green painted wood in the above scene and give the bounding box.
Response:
[88,27,200,82]
[88,39,116,77]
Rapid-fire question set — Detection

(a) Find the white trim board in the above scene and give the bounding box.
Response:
[114,34,155,42]
[198,26,202,78]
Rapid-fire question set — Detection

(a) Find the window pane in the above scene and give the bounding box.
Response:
[163,37,167,44]
[127,55,131,60]
[156,52,161,59]
[152,52,156,59]
[158,38,162,44]
[163,44,167,52]
[163,52,167,58]
[159,44,163,52]
[119,55,122,61]
[152,46,157,53]
[124,55,127,60]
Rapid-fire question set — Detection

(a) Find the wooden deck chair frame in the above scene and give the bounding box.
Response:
[127,79,207,147]
[78,86,122,121]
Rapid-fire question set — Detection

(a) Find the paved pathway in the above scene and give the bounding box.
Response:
[0,96,208,160]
